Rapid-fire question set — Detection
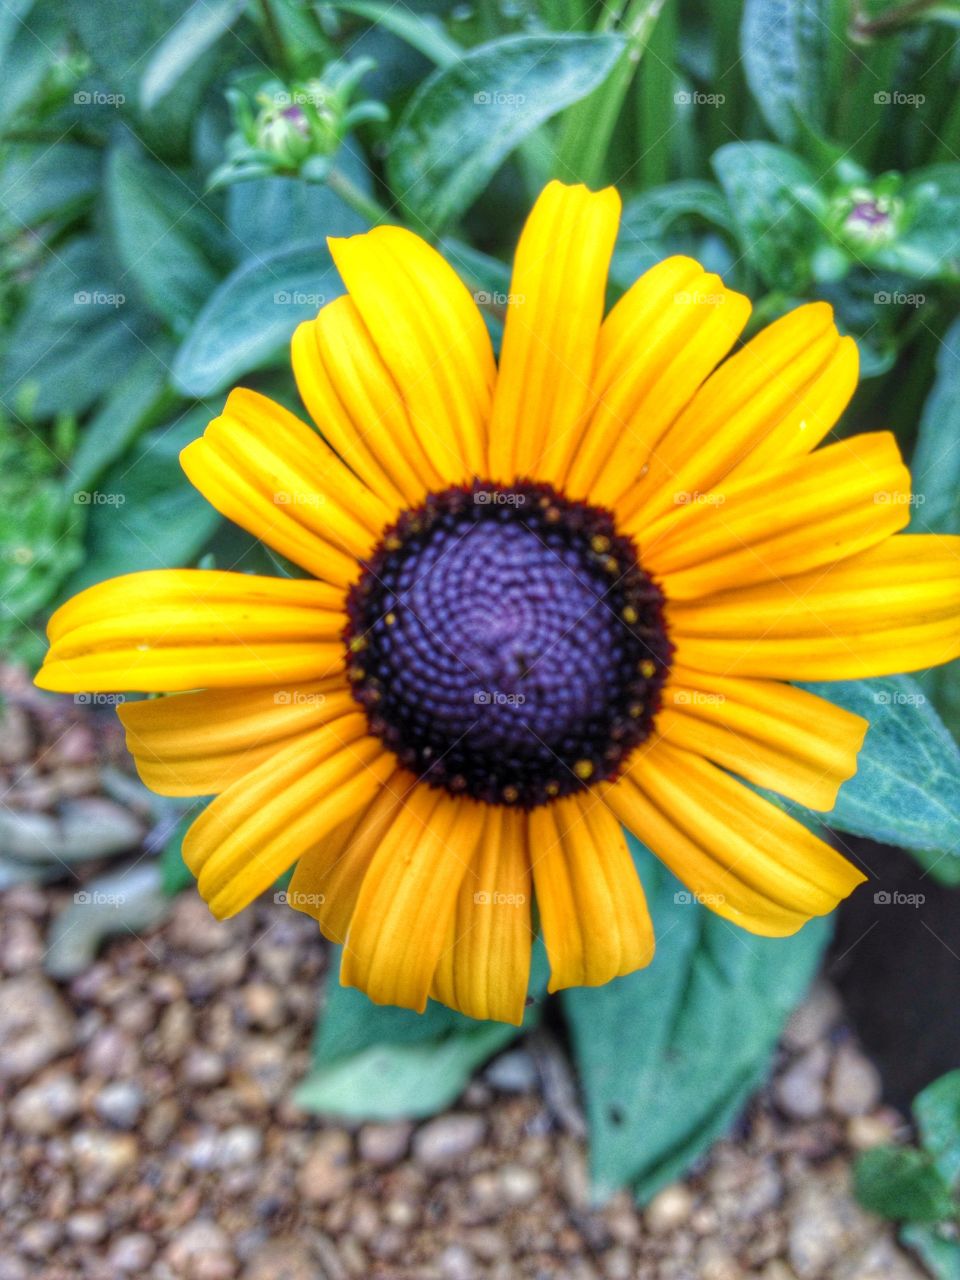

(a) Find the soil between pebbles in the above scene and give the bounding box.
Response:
[0,677,932,1280]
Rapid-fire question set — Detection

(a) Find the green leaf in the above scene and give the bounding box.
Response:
[140,0,246,111]
[563,847,829,1200]
[901,1223,960,1280]
[613,180,734,282]
[916,1070,960,1190]
[160,814,197,897]
[387,33,625,231]
[333,0,461,67]
[225,174,365,259]
[64,407,221,594]
[740,0,831,146]
[855,1146,955,1223]
[797,677,960,859]
[295,1023,518,1120]
[0,143,100,236]
[68,349,174,494]
[172,243,343,397]
[873,166,960,281]
[106,144,225,334]
[910,313,960,741]
[296,944,546,1120]
[711,142,827,291]
[2,237,147,421]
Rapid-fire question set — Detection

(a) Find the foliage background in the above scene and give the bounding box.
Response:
[3,0,960,1218]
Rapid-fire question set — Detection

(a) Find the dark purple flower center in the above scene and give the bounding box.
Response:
[344,481,671,807]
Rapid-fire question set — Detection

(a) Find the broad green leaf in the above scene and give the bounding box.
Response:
[902,1223,960,1280]
[2,238,147,420]
[140,0,246,110]
[712,142,827,291]
[333,0,461,67]
[64,408,221,594]
[388,33,625,231]
[798,677,960,859]
[68,348,174,494]
[172,243,343,397]
[563,848,829,1201]
[871,166,960,281]
[106,144,225,333]
[915,1070,960,1190]
[297,944,547,1119]
[295,1024,518,1120]
[740,0,831,145]
[160,815,198,897]
[0,4,55,132]
[225,172,365,259]
[0,143,100,235]
[613,180,734,282]
[45,863,169,980]
[910,313,960,740]
[855,1147,955,1223]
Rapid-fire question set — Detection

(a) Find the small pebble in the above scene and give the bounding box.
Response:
[413,1113,486,1171]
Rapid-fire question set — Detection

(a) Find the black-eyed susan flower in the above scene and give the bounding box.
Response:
[37,182,960,1025]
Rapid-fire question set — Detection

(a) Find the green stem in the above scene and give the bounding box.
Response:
[635,0,676,187]
[554,0,668,186]
[325,168,389,224]
[258,0,291,73]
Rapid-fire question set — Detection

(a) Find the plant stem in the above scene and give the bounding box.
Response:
[553,0,668,187]
[325,167,390,225]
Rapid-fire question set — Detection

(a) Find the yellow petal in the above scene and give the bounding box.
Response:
[292,296,439,507]
[182,714,394,918]
[117,677,354,796]
[36,570,347,693]
[625,301,858,527]
[640,432,911,598]
[529,794,655,993]
[566,259,750,509]
[286,767,420,941]
[340,787,484,1013]
[669,534,960,678]
[430,806,532,1025]
[328,225,495,485]
[656,667,867,811]
[605,739,866,936]
[488,180,621,483]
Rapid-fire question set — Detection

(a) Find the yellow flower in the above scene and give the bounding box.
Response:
[37,182,960,1025]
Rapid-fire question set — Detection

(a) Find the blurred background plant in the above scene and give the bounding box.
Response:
[2,0,960,1222]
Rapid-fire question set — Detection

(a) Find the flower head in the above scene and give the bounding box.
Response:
[37,182,960,1024]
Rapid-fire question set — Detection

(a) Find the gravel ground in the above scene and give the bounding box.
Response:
[0,672,933,1280]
